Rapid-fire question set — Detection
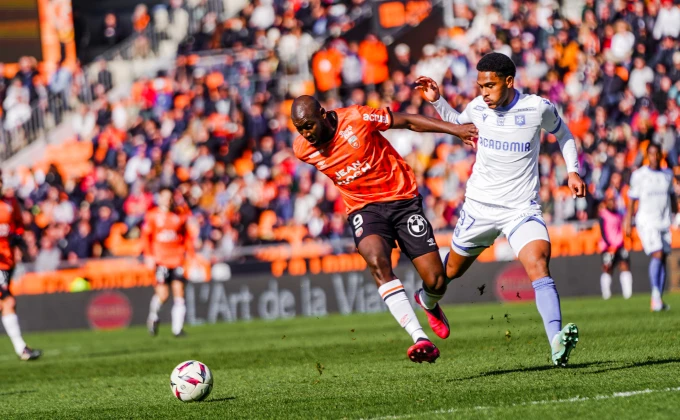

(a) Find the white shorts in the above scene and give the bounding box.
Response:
[636,224,671,255]
[451,199,549,257]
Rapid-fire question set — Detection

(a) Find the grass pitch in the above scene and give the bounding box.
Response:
[1,293,679,419]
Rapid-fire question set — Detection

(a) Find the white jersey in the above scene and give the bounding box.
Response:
[432,91,579,208]
[628,166,673,230]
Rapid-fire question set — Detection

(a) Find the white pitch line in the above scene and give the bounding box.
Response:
[365,387,680,420]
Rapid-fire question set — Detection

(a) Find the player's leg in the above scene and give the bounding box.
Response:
[148,266,170,336]
[618,249,633,299]
[357,235,438,362]
[410,251,450,339]
[350,205,438,363]
[0,270,41,360]
[389,197,450,339]
[170,276,187,337]
[600,251,614,300]
[639,226,669,311]
[507,217,578,367]
[403,198,492,339]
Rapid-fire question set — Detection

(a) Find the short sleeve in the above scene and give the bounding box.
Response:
[539,98,562,134]
[356,105,392,131]
[627,171,640,199]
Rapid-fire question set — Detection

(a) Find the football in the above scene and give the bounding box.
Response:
[170,360,213,402]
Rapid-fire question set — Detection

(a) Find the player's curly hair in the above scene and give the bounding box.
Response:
[477,52,516,78]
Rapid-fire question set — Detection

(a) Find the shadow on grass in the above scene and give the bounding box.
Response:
[449,361,616,381]
[584,357,680,374]
[449,357,680,381]
[204,396,236,403]
[0,390,37,396]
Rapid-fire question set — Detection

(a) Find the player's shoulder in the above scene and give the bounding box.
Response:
[517,93,550,112]
[631,166,646,178]
[335,105,361,121]
[467,96,487,111]
[293,135,308,159]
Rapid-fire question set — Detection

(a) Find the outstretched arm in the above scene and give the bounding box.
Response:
[391,112,478,147]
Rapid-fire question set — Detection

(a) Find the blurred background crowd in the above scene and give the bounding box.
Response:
[1,0,679,267]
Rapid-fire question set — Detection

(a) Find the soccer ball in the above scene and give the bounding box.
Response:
[170,360,213,402]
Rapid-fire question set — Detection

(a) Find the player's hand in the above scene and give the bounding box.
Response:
[567,172,586,199]
[415,76,441,102]
[623,218,632,238]
[454,123,478,148]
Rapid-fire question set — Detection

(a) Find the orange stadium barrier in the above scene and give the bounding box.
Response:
[11,259,155,296]
[9,226,680,293]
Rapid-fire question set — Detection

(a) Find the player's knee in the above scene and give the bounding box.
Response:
[2,296,16,313]
[365,254,393,282]
[157,288,169,302]
[424,272,447,294]
[522,254,550,279]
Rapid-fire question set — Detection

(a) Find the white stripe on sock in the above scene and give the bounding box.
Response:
[379,280,427,343]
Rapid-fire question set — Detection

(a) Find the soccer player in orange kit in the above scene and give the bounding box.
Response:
[0,174,41,360]
[142,188,195,337]
[292,95,478,363]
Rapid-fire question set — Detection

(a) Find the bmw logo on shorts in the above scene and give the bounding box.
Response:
[407,215,428,237]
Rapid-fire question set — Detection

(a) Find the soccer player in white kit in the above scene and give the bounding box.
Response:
[625,142,677,311]
[413,53,585,366]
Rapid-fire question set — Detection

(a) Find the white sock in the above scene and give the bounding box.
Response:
[171,297,186,335]
[600,273,612,300]
[419,288,443,309]
[620,271,633,299]
[2,314,27,356]
[148,295,162,322]
[379,280,428,343]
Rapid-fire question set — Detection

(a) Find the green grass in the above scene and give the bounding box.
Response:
[2,294,680,419]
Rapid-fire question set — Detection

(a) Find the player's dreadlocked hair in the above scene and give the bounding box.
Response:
[476,53,517,79]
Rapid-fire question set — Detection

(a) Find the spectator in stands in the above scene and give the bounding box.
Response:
[358,34,388,88]
[132,4,151,34]
[102,13,121,47]
[2,79,31,130]
[35,237,61,272]
[124,142,152,185]
[123,182,153,229]
[65,220,94,260]
[72,104,97,140]
[97,59,113,92]
[653,0,680,40]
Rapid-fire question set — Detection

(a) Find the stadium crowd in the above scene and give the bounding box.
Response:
[2,0,680,267]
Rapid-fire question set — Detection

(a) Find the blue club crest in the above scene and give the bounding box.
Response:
[497,116,505,126]
[515,115,526,126]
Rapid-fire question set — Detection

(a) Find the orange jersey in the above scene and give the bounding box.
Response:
[294,105,418,214]
[141,208,194,269]
[0,197,23,271]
